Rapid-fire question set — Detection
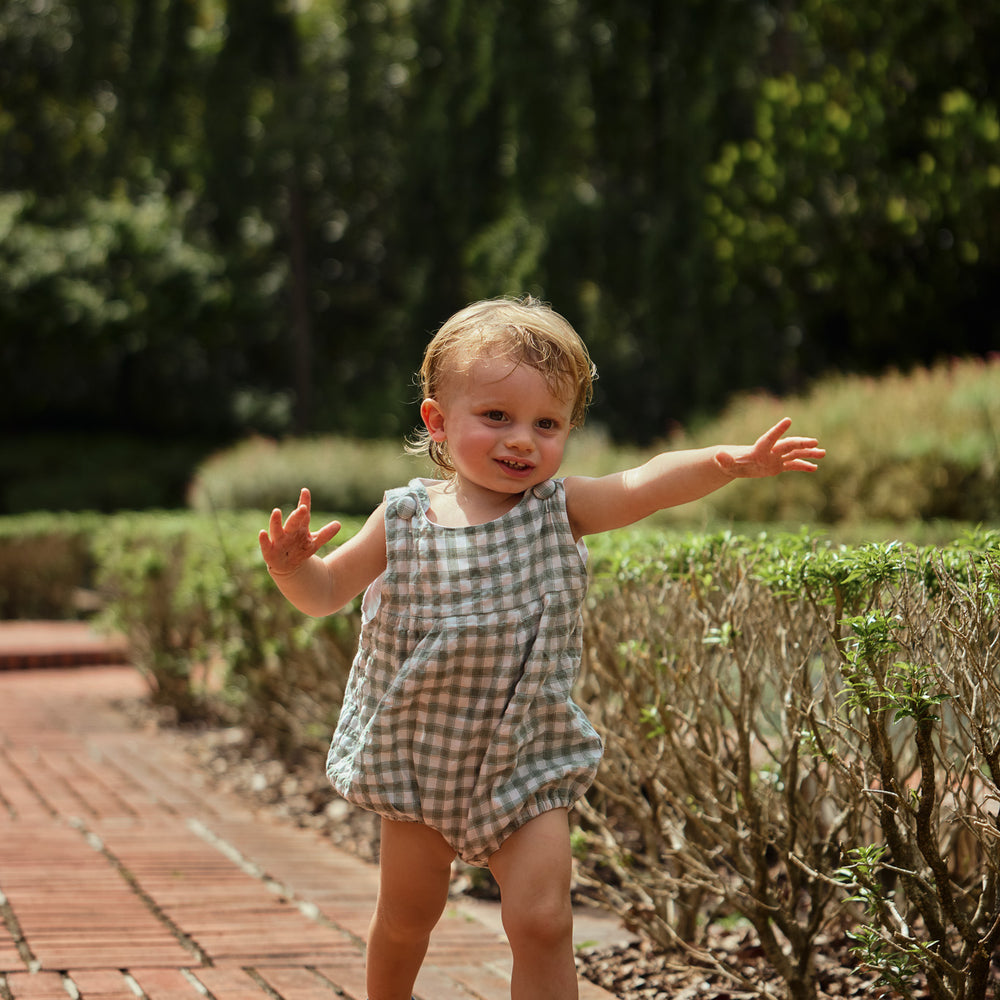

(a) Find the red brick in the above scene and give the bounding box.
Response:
[5,971,70,1000]
[412,964,480,1000]
[434,964,512,1000]
[188,966,270,1000]
[127,968,206,1000]
[0,623,127,671]
[67,969,136,1000]
[255,967,344,1000]
[312,961,367,1000]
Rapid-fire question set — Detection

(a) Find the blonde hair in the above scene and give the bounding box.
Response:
[408,296,596,474]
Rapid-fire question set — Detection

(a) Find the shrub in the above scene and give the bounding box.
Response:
[186,427,658,517]
[5,501,999,998]
[0,512,101,618]
[186,436,433,516]
[576,528,1000,1000]
[187,356,1000,529]
[677,356,1000,525]
[92,509,363,751]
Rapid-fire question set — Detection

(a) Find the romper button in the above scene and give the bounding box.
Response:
[393,495,418,519]
[532,479,557,499]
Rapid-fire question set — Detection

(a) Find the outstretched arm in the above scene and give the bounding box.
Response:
[566,418,825,538]
[259,487,387,616]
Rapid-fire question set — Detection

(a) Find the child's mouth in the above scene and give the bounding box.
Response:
[498,458,531,473]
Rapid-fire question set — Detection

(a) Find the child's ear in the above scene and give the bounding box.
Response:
[420,398,447,441]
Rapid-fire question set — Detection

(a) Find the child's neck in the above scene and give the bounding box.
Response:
[425,477,523,528]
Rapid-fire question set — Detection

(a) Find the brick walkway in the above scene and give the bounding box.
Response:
[0,623,621,1000]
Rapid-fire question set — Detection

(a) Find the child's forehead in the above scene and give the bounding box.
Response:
[448,332,572,379]
[464,354,540,386]
[443,352,574,405]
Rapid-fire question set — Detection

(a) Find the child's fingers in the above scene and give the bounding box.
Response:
[258,529,281,566]
[283,495,316,534]
[757,417,793,449]
[268,507,285,537]
[313,520,342,548]
[779,443,824,471]
[776,436,819,450]
[782,447,825,462]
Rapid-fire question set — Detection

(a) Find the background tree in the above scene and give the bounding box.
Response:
[2,0,997,464]
[543,0,769,439]
[702,0,1000,394]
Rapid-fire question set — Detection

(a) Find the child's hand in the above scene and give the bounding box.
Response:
[259,487,342,576]
[714,418,825,479]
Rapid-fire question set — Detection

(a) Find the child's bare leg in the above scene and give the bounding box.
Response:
[366,818,455,1000]
[489,808,578,1000]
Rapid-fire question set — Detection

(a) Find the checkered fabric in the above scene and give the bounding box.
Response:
[326,477,603,866]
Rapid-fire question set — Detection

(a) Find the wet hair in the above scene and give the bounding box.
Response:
[408,296,596,474]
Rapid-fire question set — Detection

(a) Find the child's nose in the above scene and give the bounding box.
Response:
[504,424,534,451]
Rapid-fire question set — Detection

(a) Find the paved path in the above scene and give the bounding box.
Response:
[0,624,621,1000]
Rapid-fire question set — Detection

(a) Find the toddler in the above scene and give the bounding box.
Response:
[259,296,825,1000]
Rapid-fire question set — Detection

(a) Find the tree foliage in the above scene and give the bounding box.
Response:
[2,0,997,444]
[704,0,1000,389]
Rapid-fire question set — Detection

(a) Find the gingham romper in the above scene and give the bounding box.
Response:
[326,477,603,866]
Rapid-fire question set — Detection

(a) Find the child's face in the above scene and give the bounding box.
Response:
[422,355,575,495]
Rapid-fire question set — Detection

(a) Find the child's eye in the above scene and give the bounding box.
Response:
[537,418,558,430]
[485,410,506,422]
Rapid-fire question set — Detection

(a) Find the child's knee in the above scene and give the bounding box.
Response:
[501,890,573,950]
[372,893,444,943]
[372,818,454,944]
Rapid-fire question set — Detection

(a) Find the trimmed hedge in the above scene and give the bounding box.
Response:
[3,509,999,998]
[578,526,1000,999]
[187,357,1000,528]
[0,512,102,618]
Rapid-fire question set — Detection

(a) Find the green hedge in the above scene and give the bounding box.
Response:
[90,510,364,756]
[3,509,999,998]
[188,357,1000,527]
[578,526,1000,999]
[0,512,102,618]
[186,437,432,517]
[680,357,1000,525]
